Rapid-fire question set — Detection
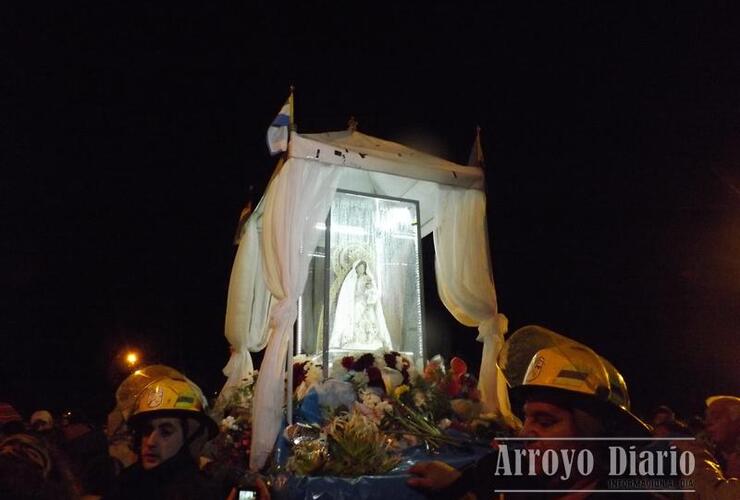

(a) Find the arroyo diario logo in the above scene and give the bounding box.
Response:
[491,437,696,494]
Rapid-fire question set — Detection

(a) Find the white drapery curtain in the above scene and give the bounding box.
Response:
[433,186,513,422]
[222,214,273,391]
[249,158,342,470]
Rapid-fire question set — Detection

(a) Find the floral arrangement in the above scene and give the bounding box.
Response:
[284,352,498,476]
[414,356,498,439]
[355,388,394,424]
[324,410,400,475]
[292,355,322,401]
[285,410,399,477]
[203,371,257,475]
[204,352,501,479]
[371,355,483,450]
[329,351,416,393]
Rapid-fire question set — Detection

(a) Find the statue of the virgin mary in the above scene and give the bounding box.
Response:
[329,260,393,350]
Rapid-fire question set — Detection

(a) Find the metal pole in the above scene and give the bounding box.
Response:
[286,319,294,425]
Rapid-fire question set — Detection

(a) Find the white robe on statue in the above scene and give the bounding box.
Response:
[329,260,392,350]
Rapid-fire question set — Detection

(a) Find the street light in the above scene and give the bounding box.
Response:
[125,350,140,368]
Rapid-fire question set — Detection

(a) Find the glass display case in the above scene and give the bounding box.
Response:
[298,190,425,373]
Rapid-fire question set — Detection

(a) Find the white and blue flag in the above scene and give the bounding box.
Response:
[266,97,291,155]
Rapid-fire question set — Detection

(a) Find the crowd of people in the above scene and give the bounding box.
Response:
[0,377,270,500]
[0,403,112,499]
[407,326,740,500]
[1,327,737,499]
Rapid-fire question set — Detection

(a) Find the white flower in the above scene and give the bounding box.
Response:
[221,416,239,431]
[350,371,369,387]
[360,389,381,408]
[413,390,427,408]
[375,400,393,415]
[380,367,403,393]
[360,389,393,415]
[438,418,452,430]
[330,362,348,379]
[305,362,323,386]
[373,353,387,368]
[294,383,310,401]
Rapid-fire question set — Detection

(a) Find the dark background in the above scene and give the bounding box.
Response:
[2,3,738,423]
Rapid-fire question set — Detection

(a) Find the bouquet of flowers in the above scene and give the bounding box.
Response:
[419,356,501,440]
[382,390,463,450]
[283,350,417,476]
[206,352,500,479]
[364,355,502,450]
[330,352,384,390]
[285,409,400,477]
[204,372,257,475]
[330,351,416,394]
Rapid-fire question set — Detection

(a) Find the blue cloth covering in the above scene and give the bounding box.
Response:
[297,389,323,425]
[273,417,290,467]
[283,443,492,500]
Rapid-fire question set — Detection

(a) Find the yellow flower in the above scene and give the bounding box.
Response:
[394,385,410,399]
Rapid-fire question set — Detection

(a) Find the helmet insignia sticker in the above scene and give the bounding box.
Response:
[175,395,195,408]
[146,386,164,408]
[526,356,545,383]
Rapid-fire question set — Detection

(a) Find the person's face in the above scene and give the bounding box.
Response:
[32,420,52,432]
[356,263,366,275]
[652,411,672,427]
[520,401,584,475]
[140,417,185,470]
[705,402,739,449]
[652,424,671,438]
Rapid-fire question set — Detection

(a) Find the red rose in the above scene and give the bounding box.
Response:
[383,353,397,369]
[353,353,375,371]
[366,366,384,390]
[446,378,461,397]
[450,357,467,379]
[341,356,354,370]
[292,361,308,388]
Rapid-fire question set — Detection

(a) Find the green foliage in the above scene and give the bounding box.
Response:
[287,411,400,477]
[323,411,400,476]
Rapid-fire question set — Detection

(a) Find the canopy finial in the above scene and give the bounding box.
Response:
[467,125,485,168]
[289,86,296,132]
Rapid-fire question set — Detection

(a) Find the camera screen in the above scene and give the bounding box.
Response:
[238,490,257,500]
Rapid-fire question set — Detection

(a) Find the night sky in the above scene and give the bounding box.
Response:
[3,4,739,423]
